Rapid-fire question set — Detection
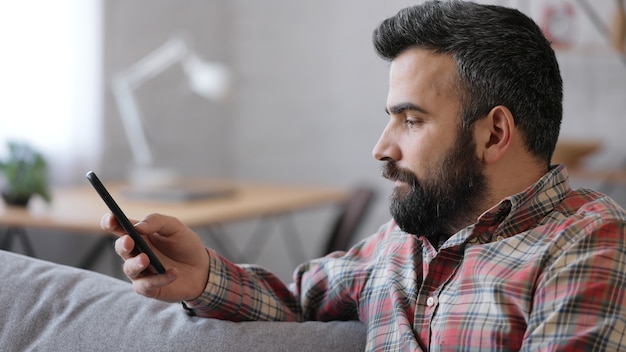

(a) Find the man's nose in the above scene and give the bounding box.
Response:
[372,124,399,162]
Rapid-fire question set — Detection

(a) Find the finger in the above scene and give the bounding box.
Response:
[122,252,151,279]
[134,213,185,239]
[132,269,178,299]
[100,212,140,237]
[100,212,119,232]
[114,235,136,260]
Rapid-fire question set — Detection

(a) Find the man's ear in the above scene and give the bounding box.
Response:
[475,105,514,164]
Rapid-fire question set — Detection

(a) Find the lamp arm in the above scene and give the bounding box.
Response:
[122,38,189,88]
[110,37,191,166]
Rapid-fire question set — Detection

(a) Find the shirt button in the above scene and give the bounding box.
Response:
[426,296,436,307]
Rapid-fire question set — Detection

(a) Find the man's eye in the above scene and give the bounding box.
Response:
[405,119,421,128]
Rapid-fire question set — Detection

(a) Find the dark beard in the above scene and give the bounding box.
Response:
[381,127,489,246]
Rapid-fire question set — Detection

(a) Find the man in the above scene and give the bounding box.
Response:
[104,1,626,350]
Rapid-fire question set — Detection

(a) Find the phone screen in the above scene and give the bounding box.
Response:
[86,171,166,274]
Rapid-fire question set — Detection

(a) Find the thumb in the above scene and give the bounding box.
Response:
[134,213,186,238]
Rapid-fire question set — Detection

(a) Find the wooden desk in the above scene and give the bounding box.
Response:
[0,180,347,267]
[0,180,346,232]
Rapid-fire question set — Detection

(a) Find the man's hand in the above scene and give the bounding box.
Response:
[101,212,210,302]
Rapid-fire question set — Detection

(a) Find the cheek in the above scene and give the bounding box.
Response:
[402,140,442,179]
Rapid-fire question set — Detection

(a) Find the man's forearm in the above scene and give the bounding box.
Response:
[183,248,303,321]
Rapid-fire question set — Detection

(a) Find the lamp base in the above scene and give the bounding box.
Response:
[128,166,179,187]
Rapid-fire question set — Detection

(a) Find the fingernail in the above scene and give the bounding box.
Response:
[100,213,111,229]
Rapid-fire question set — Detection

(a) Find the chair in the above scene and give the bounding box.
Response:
[321,186,376,255]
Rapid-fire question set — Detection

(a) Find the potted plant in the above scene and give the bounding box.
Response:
[0,141,51,206]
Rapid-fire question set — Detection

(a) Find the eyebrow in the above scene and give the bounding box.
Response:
[385,102,429,115]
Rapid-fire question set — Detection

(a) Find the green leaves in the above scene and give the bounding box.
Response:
[0,141,51,203]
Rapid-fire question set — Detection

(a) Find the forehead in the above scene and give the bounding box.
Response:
[387,48,459,107]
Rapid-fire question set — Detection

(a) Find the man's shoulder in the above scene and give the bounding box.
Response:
[542,188,626,248]
[560,188,626,222]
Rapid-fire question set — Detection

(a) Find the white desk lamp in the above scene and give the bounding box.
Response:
[111,34,230,185]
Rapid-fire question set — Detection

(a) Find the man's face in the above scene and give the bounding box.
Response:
[373,48,489,243]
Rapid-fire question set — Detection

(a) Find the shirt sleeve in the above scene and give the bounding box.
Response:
[183,222,391,322]
[182,247,302,321]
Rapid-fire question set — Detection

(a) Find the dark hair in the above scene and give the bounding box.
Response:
[373,0,563,165]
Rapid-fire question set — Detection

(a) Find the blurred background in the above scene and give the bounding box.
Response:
[1,0,625,281]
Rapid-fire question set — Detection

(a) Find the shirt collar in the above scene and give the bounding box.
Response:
[442,164,571,249]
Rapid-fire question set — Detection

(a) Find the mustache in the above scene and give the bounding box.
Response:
[381,161,418,186]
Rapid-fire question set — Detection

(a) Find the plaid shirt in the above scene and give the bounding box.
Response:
[186,165,626,351]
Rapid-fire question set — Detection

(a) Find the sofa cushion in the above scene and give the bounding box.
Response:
[0,250,366,351]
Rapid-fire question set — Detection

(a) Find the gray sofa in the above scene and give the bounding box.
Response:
[0,250,366,351]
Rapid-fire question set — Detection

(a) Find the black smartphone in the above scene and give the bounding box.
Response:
[86,171,166,274]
